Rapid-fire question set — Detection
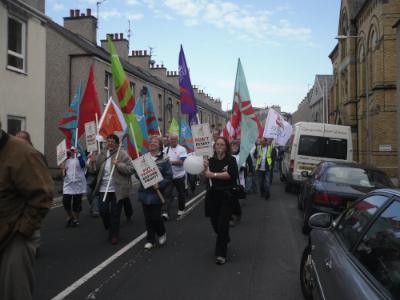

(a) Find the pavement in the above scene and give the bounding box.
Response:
[34,177,307,300]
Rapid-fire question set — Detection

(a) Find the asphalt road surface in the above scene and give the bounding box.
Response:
[34,177,307,300]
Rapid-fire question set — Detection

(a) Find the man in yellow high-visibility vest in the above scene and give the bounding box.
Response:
[254,138,273,199]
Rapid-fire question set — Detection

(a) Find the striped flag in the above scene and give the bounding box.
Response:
[108,37,144,154]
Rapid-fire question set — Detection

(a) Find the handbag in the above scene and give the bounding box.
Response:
[230,177,246,199]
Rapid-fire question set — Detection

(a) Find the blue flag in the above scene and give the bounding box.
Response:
[133,98,149,154]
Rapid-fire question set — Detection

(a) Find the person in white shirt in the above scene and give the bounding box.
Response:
[163,134,187,217]
[61,147,86,227]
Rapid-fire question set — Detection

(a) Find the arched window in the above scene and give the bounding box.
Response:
[357,42,365,95]
[368,30,377,88]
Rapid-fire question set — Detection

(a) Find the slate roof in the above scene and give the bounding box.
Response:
[47,19,225,116]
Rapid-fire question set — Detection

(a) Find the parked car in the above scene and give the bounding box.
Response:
[299,161,394,233]
[300,189,400,300]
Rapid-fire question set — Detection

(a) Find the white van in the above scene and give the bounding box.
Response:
[282,122,353,190]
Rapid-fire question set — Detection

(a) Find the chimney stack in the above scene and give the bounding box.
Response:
[101,32,129,60]
[64,8,97,44]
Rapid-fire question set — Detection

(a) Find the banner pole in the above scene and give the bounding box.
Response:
[102,143,122,202]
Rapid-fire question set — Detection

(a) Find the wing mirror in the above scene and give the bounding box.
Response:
[301,171,310,178]
[309,213,333,230]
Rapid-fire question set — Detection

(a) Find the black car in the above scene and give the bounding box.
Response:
[298,161,394,233]
[300,189,400,300]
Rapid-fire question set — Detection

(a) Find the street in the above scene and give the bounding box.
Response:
[34,178,307,300]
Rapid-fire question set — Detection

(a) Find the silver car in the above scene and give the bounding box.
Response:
[300,189,400,300]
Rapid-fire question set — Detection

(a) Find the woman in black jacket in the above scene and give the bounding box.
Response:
[203,136,239,265]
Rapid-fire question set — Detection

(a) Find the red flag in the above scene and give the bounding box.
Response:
[78,65,101,137]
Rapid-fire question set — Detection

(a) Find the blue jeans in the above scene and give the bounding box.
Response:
[257,170,271,196]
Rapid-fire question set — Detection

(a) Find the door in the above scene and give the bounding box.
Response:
[311,194,388,299]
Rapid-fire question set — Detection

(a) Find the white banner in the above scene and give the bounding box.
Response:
[56,139,67,166]
[263,108,285,138]
[276,121,293,146]
[191,123,213,157]
[132,153,163,189]
[85,121,98,152]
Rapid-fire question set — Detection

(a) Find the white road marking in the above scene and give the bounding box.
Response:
[51,190,206,299]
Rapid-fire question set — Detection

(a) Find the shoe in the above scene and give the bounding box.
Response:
[91,212,99,218]
[71,219,79,227]
[158,234,167,245]
[144,242,153,249]
[177,210,185,217]
[161,212,169,221]
[229,220,236,227]
[215,256,226,265]
[265,192,270,200]
[111,236,118,245]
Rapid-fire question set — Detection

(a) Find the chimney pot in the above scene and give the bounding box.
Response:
[114,33,118,40]
[156,64,159,68]
[74,9,79,17]
[144,50,147,56]
[120,33,123,39]
[161,64,164,68]
[70,9,74,17]
[81,13,85,16]
[87,8,91,16]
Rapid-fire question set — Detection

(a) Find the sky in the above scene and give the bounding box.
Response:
[46,0,341,113]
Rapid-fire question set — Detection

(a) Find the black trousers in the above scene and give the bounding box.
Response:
[98,193,123,238]
[142,204,166,243]
[172,176,186,211]
[122,198,133,218]
[207,189,235,258]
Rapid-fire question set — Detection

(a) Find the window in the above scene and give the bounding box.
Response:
[158,94,163,120]
[7,16,26,72]
[337,195,388,250]
[298,135,347,160]
[354,200,400,298]
[104,72,111,105]
[7,115,26,135]
[324,167,394,188]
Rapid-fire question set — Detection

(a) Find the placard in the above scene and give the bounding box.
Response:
[132,153,163,189]
[191,123,213,157]
[85,121,98,152]
[56,139,67,166]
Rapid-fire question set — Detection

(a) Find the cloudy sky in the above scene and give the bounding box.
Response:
[46,0,341,113]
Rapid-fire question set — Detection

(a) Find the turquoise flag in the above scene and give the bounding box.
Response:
[234,59,259,167]
[133,98,149,154]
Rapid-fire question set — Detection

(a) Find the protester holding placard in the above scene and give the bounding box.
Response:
[203,136,239,265]
[61,147,86,227]
[136,136,172,249]
[87,134,134,245]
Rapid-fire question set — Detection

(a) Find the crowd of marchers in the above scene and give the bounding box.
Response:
[0,122,285,300]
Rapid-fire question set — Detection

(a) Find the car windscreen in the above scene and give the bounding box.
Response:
[324,166,394,188]
[298,135,347,160]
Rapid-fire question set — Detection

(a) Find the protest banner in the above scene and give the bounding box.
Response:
[132,153,164,189]
[56,139,67,166]
[191,123,213,157]
[85,121,98,152]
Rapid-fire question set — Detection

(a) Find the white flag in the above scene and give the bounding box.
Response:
[276,121,293,146]
[263,108,285,138]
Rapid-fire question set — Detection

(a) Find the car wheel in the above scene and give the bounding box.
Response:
[302,207,311,234]
[300,246,314,300]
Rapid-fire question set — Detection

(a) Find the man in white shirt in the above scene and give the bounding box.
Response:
[163,134,187,217]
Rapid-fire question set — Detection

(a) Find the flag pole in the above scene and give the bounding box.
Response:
[73,127,78,182]
[102,142,122,202]
[95,113,100,152]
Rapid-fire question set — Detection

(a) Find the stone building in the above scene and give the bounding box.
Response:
[45,9,227,168]
[309,75,333,123]
[329,0,400,178]
[0,0,47,152]
[291,88,313,124]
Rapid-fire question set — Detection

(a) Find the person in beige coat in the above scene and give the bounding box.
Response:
[0,122,53,300]
[88,134,134,245]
